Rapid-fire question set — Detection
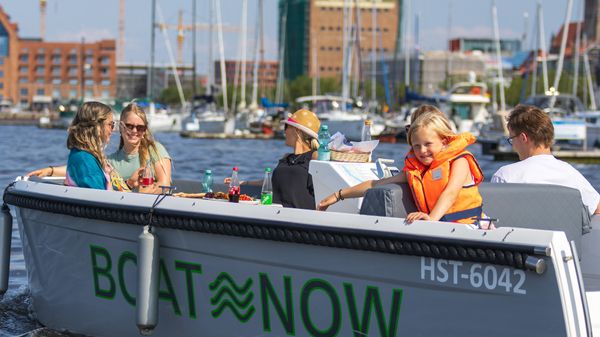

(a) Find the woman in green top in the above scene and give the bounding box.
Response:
[28,102,172,194]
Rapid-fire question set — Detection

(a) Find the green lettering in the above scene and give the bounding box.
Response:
[259,273,295,335]
[175,260,202,319]
[300,279,341,337]
[159,259,182,316]
[118,251,137,306]
[90,245,115,299]
[344,284,403,337]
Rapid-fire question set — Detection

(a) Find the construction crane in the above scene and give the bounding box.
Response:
[40,0,47,40]
[156,10,239,66]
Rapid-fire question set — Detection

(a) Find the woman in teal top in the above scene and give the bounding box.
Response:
[65,101,115,190]
[29,102,172,194]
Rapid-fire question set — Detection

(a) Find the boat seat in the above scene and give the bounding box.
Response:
[171,179,262,198]
[360,182,591,251]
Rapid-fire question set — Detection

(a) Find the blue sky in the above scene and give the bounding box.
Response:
[1,0,579,75]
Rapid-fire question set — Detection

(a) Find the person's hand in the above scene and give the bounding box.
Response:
[405,211,431,223]
[26,167,51,177]
[127,167,144,189]
[318,193,339,211]
[223,177,231,184]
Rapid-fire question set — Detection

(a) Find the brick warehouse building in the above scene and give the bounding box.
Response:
[278,0,399,81]
[0,5,116,108]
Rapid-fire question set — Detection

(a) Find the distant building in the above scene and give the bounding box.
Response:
[116,64,201,101]
[0,5,116,108]
[278,0,399,81]
[549,22,583,58]
[584,0,599,43]
[213,60,279,89]
[419,51,487,96]
[449,38,521,56]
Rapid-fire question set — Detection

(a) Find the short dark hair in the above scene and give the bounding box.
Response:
[507,105,554,148]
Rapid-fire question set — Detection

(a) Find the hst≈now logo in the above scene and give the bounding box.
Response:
[90,245,404,337]
[209,272,256,322]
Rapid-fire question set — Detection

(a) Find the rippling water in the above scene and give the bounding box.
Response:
[1,125,600,336]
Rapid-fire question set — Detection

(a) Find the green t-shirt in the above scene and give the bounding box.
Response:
[107,142,171,181]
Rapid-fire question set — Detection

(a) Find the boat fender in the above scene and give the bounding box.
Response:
[136,225,160,335]
[0,204,12,296]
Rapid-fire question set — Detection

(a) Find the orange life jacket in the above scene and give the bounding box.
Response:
[403,133,484,224]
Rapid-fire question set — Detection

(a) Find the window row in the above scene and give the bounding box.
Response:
[319,26,388,32]
[17,78,112,85]
[19,88,111,98]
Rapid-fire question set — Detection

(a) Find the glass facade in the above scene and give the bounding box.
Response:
[0,22,8,57]
[278,0,309,81]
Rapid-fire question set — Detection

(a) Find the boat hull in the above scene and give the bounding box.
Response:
[6,181,593,337]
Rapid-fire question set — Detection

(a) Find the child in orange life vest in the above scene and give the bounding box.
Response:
[318,106,489,227]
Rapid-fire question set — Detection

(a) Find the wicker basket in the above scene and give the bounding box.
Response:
[330,150,371,162]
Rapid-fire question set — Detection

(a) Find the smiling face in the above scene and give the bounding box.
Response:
[119,111,147,147]
[410,127,446,166]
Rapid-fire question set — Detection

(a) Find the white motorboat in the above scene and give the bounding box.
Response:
[145,102,182,133]
[296,95,385,141]
[442,82,491,137]
[1,159,599,336]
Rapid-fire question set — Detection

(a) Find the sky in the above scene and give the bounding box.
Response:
[0,0,581,75]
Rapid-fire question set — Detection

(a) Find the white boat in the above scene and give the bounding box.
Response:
[2,158,599,336]
[145,102,182,133]
[442,82,491,137]
[296,95,385,141]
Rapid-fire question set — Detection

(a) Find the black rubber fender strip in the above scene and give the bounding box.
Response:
[4,189,544,272]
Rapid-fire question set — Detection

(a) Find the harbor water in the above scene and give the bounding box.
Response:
[1,125,600,336]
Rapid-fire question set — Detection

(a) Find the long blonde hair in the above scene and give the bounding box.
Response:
[119,102,160,167]
[407,106,455,146]
[295,129,320,151]
[67,101,113,168]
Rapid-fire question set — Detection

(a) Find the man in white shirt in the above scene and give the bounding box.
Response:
[491,105,600,216]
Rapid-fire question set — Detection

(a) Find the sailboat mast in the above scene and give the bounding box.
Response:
[192,0,197,97]
[572,0,582,96]
[371,0,377,103]
[550,0,574,104]
[403,0,411,87]
[216,0,228,113]
[147,0,156,100]
[492,0,505,111]
[239,0,248,110]
[531,4,539,96]
[583,37,598,110]
[538,1,549,92]
[207,0,214,95]
[250,0,262,109]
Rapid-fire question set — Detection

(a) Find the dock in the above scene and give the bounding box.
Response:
[180,131,273,140]
[0,112,58,126]
[491,149,600,164]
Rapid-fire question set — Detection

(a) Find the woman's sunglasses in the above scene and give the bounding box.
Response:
[121,122,147,132]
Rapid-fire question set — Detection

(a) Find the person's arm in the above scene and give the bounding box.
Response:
[318,173,407,211]
[223,177,262,186]
[594,201,600,215]
[405,158,469,223]
[27,165,67,177]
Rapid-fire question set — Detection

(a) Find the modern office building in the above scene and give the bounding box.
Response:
[0,5,117,108]
[278,0,399,81]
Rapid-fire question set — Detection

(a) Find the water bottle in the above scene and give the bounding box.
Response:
[317,125,331,161]
[261,168,273,205]
[141,160,154,187]
[228,167,240,203]
[361,120,373,141]
[202,170,213,193]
